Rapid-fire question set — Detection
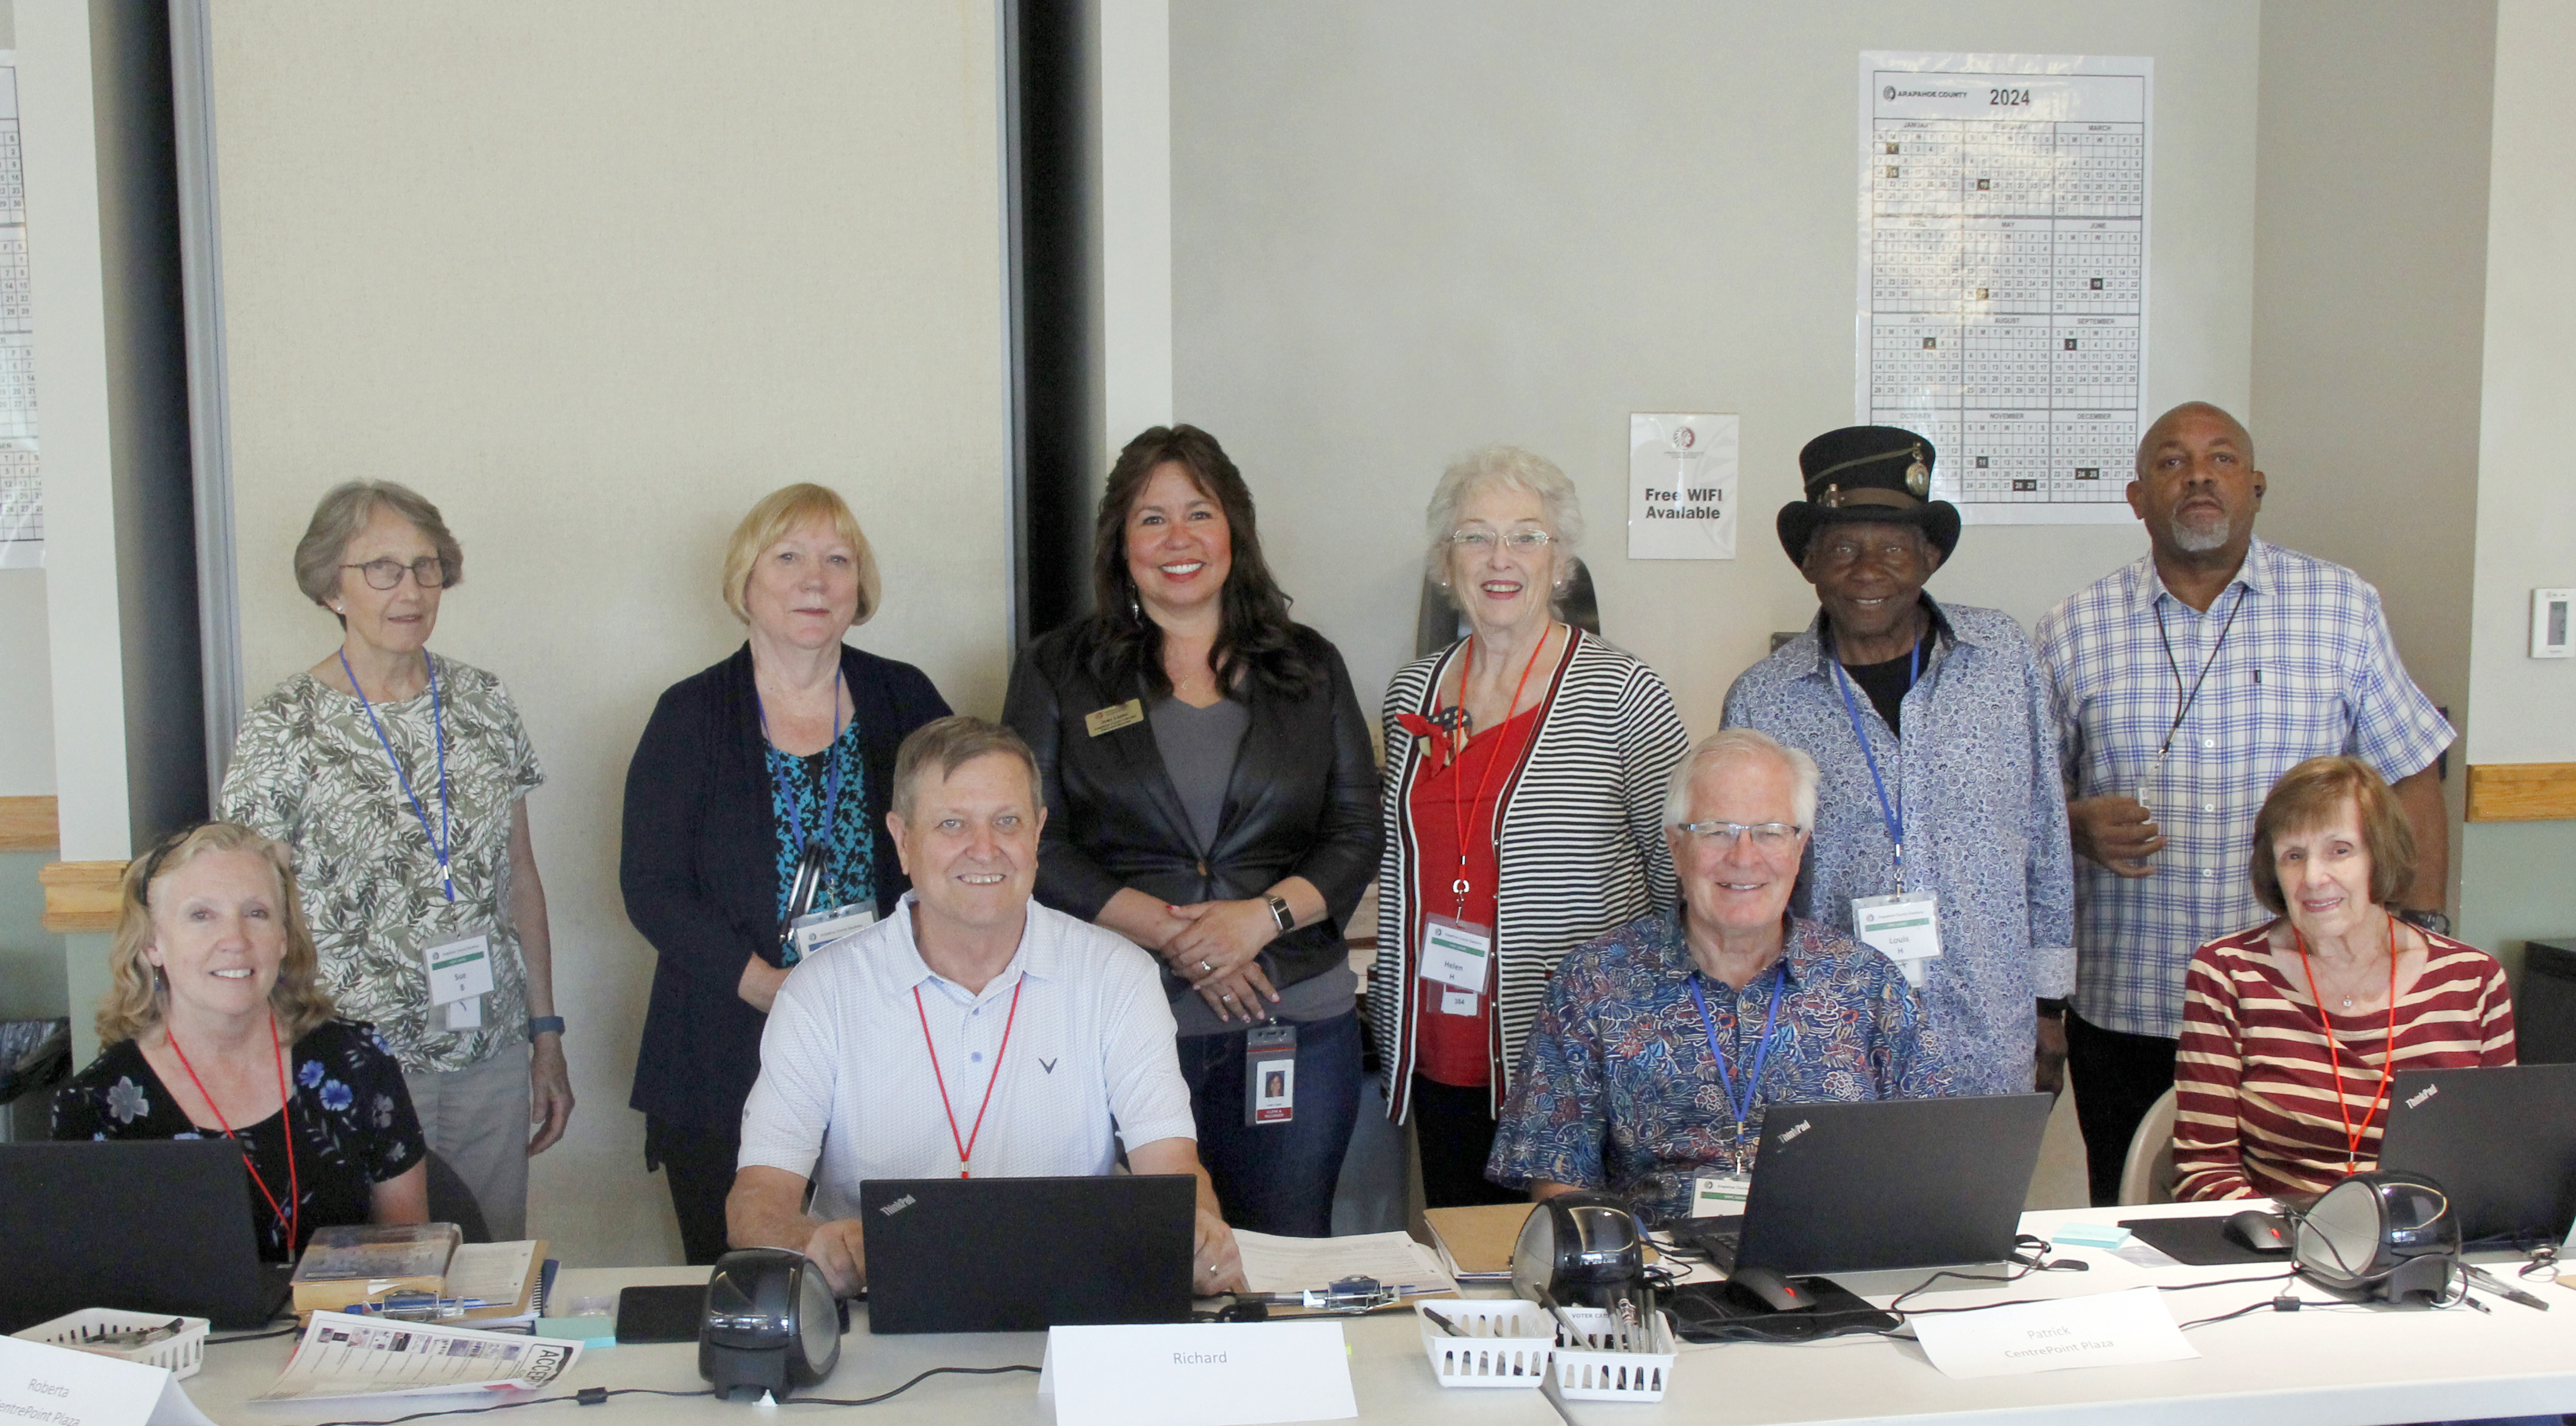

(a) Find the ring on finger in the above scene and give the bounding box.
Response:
[1199,960,1213,974]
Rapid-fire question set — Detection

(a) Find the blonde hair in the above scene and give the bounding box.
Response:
[720,484,883,627]
[100,824,336,1048]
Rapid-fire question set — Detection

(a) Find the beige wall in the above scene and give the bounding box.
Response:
[1168,2,2258,732]
[208,2,1009,1266]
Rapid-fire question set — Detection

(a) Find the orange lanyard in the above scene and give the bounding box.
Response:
[914,977,1025,1178]
[1439,627,1552,919]
[168,1017,300,1253]
[2293,910,2402,1168]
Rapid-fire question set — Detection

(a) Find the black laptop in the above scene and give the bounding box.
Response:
[1675,1093,2056,1276]
[856,1174,1195,1334]
[2378,1062,2576,1244]
[1,1139,293,1332]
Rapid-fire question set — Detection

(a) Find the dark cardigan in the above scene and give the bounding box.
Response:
[622,641,950,1132]
[1000,622,1381,1002]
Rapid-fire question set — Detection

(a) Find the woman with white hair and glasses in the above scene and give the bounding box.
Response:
[1369,445,1691,1207]
[223,481,564,1242]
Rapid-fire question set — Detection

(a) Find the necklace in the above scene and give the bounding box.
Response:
[2292,910,2402,1170]
[914,977,1026,1178]
[167,1016,301,1252]
[1441,626,1554,918]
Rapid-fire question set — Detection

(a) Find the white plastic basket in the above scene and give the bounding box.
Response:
[12,1309,211,1379]
[1418,1301,1676,1402]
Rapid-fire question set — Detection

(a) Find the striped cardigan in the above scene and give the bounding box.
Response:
[1369,630,1690,1121]
[2172,924,2516,1203]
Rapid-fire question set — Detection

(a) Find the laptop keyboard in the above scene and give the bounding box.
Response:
[1672,1216,1745,1270]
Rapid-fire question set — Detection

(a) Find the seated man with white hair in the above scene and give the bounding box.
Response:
[1486,728,1950,1225]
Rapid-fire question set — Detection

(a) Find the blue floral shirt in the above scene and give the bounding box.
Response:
[1723,599,2075,1096]
[52,1019,428,1260]
[1488,912,1949,1224]
[768,719,877,945]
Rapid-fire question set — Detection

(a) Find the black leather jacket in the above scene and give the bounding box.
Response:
[1001,622,1382,999]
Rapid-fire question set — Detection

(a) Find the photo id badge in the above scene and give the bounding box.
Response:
[1852,890,1941,988]
[1691,1174,1751,1218]
[787,899,877,967]
[1245,1024,1296,1126]
[1419,915,1493,993]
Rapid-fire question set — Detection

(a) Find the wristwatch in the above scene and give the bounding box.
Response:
[2395,908,2452,938]
[526,1016,566,1039]
[1263,894,1295,934]
[2035,998,2069,1019]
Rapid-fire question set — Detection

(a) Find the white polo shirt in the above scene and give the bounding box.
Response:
[737,892,1196,1223]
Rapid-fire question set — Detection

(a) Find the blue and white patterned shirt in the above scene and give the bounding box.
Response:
[1723,599,2074,1097]
[1487,912,1949,1225]
[2033,537,2453,1039]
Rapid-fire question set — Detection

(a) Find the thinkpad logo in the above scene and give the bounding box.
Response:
[1778,1119,1812,1144]
[2406,1083,2438,1110]
[878,1194,917,1217]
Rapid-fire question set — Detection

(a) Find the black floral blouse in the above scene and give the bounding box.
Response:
[52,1019,428,1260]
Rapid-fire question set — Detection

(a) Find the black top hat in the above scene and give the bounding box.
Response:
[1775,425,1961,565]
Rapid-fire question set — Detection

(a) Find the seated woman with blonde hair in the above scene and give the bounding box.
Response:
[2172,756,2514,1204]
[53,822,429,1258]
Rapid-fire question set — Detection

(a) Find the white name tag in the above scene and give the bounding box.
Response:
[1419,915,1493,993]
[1439,989,1479,1016]
[1852,890,1941,987]
[1038,1321,1355,1426]
[0,1333,218,1426]
[1911,1285,2198,1379]
[423,933,494,1006]
[1691,1174,1750,1217]
[787,900,876,966]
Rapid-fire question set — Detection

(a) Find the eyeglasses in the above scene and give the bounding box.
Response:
[1674,821,1804,849]
[343,556,449,590]
[1447,529,1555,552]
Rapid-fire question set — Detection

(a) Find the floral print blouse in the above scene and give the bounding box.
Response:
[52,1020,428,1260]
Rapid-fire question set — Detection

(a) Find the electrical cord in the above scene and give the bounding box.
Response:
[206,1325,304,1344]
[298,1365,1044,1425]
[778,1364,1042,1405]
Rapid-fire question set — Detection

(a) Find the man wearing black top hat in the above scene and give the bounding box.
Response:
[1721,426,2076,1098]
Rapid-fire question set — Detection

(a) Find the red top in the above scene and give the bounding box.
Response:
[1406,704,1541,1087]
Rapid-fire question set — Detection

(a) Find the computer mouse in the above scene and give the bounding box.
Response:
[1722,1265,1814,1312]
[2222,1210,2292,1253]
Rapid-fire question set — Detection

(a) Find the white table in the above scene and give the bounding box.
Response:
[176,1265,1559,1426]
[1555,1200,2576,1426]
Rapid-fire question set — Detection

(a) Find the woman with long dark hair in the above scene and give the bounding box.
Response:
[1003,426,1380,1236]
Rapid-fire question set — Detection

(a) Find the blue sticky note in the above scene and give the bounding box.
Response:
[2051,1222,2133,1249]
[535,1318,617,1348]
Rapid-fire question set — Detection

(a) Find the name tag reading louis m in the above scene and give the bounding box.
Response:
[1085,699,1145,737]
[1852,891,1941,987]
[423,933,495,1007]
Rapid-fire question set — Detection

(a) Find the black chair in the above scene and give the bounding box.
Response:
[423,1150,490,1242]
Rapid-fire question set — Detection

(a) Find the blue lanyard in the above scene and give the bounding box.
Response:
[339,651,452,902]
[757,669,847,869]
[1827,631,1921,895]
[1689,970,1787,1141]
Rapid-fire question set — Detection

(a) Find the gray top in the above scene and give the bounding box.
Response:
[1150,695,1357,1035]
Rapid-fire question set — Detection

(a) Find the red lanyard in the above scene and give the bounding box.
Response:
[2293,910,2402,1169]
[914,977,1025,1178]
[167,1016,300,1253]
[1439,626,1554,919]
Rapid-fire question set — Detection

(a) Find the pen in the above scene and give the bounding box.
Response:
[1422,1308,1462,1337]
[2464,1263,2551,1312]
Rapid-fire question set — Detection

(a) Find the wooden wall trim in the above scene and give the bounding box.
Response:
[0,795,59,851]
[2465,763,2576,823]
[40,859,128,933]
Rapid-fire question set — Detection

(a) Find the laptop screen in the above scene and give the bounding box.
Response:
[856,1174,1195,1334]
[0,1139,281,1331]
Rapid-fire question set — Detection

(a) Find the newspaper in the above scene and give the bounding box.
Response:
[252,1312,580,1402]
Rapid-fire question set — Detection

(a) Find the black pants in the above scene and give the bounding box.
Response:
[2066,1012,2179,1207]
[646,1115,742,1266]
[1410,1074,1525,1209]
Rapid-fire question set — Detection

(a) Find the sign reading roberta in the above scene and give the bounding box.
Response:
[1629,413,1739,560]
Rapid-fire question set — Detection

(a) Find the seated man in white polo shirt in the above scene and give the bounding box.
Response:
[727,715,1246,1295]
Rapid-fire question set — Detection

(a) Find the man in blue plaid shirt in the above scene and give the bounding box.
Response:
[2034,401,2454,1205]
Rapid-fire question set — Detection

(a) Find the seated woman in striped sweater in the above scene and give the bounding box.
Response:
[2172,756,2516,1204]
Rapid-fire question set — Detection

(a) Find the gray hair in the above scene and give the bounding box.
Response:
[1421,445,1585,597]
[1662,728,1820,832]
[891,715,1046,821]
[293,481,464,610]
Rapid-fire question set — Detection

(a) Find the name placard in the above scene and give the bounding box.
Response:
[1911,1286,2198,1379]
[0,1334,217,1426]
[1038,1321,1354,1426]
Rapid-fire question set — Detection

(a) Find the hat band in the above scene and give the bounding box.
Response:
[1820,486,1921,511]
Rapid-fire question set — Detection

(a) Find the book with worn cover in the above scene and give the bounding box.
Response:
[290,1223,462,1312]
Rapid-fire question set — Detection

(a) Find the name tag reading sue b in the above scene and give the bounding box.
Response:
[1085,699,1145,737]
[1852,890,1941,987]
[423,931,494,1032]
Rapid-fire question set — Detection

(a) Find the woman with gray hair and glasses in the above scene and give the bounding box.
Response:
[221,480,568,1241]
[1368,445,1690,1207]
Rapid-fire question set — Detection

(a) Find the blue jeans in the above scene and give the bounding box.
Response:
[1176,1010,1363,1237]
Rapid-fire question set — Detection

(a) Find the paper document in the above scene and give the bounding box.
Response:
[1231,1230,1452,1295]
[1911,1286,2197,1379]
[445,1242,539,1308]
[0,1335,216,1426]
[254,1312,580,1401]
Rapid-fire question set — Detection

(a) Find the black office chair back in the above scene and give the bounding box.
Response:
[1414,557,1600,660]
[423,1150,491,1242]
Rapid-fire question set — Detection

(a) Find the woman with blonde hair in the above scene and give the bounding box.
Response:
[53,823,429,1259]
[622,483,950,1262]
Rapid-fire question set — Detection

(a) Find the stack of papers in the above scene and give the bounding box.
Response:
[253,1312,581,1402]
[1231,1230,1455,1301]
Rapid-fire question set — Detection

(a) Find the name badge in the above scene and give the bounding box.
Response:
[1691,1174,1750,1217]
[1085,699,1146,737]
[786,899,876,967]
[1852,890,1942,988]
[1419,915,1492,993]
[1245,1024,1296,1126]
[423,932,494,1032]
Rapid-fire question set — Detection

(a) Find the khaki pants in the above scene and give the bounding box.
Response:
[404,1045,531,1242]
